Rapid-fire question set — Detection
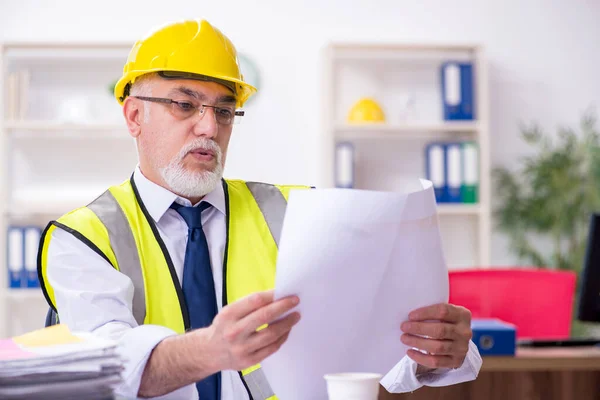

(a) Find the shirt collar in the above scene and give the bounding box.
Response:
[132,166,226,223]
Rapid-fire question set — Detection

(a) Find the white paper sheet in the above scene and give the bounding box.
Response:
[261,180,449,400]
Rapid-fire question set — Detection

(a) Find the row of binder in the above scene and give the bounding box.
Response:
[7,226,42,288]
[425,141,479,203]
[335,141,479,204]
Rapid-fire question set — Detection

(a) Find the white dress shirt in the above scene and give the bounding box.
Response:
[46,167,482,399]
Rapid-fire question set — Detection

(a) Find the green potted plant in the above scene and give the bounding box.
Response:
[493,109,600,337]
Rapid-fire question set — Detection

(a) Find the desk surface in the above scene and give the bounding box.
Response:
[381,346,600,400]
[482,346,600,371]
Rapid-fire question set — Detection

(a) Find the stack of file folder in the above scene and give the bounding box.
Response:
[425,141,479,203]
[0,325,123,399]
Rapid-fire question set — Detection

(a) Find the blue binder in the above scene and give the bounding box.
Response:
[425,142,447,203]
[445,142,463,202]
[24,226,42,288]
[441,62,474,120]
[7,226,25,288]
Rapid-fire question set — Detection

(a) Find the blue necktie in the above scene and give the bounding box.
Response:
[171,201,220,400]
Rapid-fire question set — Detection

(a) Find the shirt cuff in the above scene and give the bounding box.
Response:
[381,340,482,393]
[114,324,179,399]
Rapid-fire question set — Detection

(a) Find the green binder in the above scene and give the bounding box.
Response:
[461,142,479,203]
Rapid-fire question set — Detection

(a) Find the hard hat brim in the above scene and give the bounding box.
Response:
[157,71,237,94]
[114,69,257,108]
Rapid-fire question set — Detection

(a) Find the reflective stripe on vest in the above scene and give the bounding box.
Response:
[87,190,146,326]
[245,367,275,400]
[245,182,287,248]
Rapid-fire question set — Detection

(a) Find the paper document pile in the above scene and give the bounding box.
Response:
[0,324,123,399]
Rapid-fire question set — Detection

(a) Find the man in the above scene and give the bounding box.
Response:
[37,19,481,399]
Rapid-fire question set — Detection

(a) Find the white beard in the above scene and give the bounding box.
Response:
[160,138,224,199]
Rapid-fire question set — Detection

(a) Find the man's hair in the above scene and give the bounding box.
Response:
[130,73,158,122]
[129,72,158,97]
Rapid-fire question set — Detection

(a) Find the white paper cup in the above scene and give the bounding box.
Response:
[324,372,382,400]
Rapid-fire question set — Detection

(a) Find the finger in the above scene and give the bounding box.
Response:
[406,349,457,369]
[246,312,301,353]
[408,303,463,323]
[401,334,455,355]
[247,330,291,366]
[221,290,275,321]
[401,321,457,340]
[236,296,300,337]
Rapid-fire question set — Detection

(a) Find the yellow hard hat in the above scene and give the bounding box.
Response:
[347,98,386,123]
[114,19,257,108]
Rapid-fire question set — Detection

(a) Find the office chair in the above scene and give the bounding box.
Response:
[449,268,577,340]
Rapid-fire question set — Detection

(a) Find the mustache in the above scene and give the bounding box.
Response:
[177,138,222,161]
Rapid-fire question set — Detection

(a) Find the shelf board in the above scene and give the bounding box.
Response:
[9,186,108,216]
[330,43,481,62]
[4,120,125,132]
[437,204,482,215]
[3,44,130,62]
[334,122,479,140]
[4,42,131,50]
[4,289,46,301]
[331,43,481,53]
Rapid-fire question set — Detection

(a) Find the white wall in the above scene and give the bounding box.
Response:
[1,0,599,265]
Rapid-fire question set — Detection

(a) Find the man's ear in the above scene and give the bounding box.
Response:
[123,97,143,138]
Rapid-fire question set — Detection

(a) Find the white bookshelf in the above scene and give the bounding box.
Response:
[322,43,491,269]
[0,42,136,338]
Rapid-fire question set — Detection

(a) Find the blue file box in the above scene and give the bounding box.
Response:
[471,319,516,356]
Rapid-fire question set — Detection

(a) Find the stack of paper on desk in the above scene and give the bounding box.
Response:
[262,179,450,400]
[0,324,123,399]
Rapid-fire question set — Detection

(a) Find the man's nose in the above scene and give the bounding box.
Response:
[192,106,218,138]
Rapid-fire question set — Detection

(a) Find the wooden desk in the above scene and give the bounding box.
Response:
[379,347,600,400]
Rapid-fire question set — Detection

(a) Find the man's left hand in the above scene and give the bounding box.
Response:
[400,303,472,371]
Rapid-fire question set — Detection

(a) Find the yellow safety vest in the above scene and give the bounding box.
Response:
[37,175,309,400]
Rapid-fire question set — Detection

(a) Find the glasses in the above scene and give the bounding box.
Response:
[133,96,244,126]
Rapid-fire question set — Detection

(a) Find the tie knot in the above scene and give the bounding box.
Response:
[171,201,211,229]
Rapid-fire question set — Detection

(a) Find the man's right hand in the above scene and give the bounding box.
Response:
[139,290,300,398]
[201,290,301,373]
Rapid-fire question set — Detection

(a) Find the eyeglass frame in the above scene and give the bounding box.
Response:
[132,96,245,125]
